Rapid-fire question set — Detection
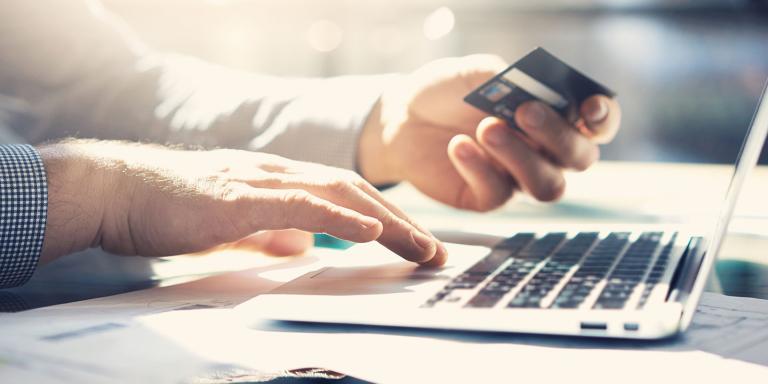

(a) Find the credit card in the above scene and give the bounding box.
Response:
[464,47,616,132]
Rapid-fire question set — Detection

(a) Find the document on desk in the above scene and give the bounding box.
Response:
[3,241,768,383]
[685,292,768,365]
[126,291,768,383]
[5,291,766,384]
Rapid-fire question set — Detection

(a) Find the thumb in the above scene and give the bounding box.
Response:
[229,229,315,256]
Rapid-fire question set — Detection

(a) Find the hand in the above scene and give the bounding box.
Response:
[38,141,447,266]
[359,54,621,211]
[203,229,316,257]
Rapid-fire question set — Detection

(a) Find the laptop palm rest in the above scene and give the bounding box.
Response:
[270,264,455,296]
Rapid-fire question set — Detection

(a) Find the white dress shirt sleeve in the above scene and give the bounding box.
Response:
[0,0,398,171]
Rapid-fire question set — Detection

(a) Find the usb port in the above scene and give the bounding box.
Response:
[580,322,607,331]
[623,323,640,331]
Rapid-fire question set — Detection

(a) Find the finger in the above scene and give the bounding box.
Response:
[477,117,566,202]
[579,95,621,144]
[352,176,449,266]
[447,134,515,212]
[232,229,314,256]
[255,176,440,264]
[515,101,600,171]
[248,189,384,244]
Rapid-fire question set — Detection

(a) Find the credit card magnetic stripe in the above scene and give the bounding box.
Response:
[464,47,615,130]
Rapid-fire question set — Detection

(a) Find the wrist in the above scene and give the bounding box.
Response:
[37,141,113,263]
[358,95,402,185]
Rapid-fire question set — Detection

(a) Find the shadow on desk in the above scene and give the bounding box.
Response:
[0,249,158,312]
[260,314,767,370]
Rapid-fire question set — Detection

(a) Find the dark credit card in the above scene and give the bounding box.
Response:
[464,47,616,132]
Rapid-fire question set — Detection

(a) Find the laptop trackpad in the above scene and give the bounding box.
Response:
[311,264,446,280]
[270,264,452,296]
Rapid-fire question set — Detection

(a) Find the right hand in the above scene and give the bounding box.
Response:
[38,141,447,266]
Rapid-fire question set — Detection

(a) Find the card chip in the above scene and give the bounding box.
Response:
[479,81,512,103]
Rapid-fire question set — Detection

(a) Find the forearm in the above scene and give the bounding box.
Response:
[1,0,394,172]
[37,141,109,264]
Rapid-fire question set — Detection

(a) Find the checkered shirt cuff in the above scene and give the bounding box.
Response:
[0,145,47,288]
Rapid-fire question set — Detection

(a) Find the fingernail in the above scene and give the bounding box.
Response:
[437,241,448,256]
[455,143,475,160]
[411,230,435,252]
[586,99,608,123]
[523,102,547,128]
[485,127,510,147]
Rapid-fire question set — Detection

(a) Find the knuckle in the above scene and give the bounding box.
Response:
[278,190,320,228]
[550,129,590,170]
[283,189,314,207]
[533,175,566,202]
[208,176,246,203]
[477,121,504,147]
[324,205,348,222]
[327,178,353,196]
[552,128,578,158]
[353,178,376,194]
[336,169,369,189]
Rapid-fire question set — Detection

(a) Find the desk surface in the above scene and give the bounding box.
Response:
[2,161,768,383]
[2,161,768,312]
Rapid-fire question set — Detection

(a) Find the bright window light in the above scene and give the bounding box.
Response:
[423,6,455,41]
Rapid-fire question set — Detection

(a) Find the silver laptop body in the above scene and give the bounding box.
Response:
[240,83,768,340]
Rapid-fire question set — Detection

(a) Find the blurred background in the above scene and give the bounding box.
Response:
[102,0,768,165]
[5,0,768,312]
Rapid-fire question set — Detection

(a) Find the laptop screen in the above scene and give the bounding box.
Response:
[707,82,768,268]
[681,81,768,326]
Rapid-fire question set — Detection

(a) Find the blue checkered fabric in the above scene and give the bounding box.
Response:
[0,145,47,288]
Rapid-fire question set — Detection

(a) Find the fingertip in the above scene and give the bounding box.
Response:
[477,116,511,148]
[447,133,467,152]
[477,116,507,133]
[447,134,478,162]
[581,95,620,143]
[409,230,439,263]
[581,95,609,123]
[419,242,448,267]
[531,173,566,202]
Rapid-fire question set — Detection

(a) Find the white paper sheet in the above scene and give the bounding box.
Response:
[133,292,768,384]
[3,242,768,384]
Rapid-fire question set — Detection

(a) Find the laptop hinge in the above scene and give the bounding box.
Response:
[667,237,706,305]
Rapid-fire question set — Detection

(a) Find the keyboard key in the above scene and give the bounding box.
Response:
[549,232,630,308]
[592,232,662,309]
[494,233,536,251]
[466,292,505,308]
[465,249,513,275]
[507,233,595,308]
[636,234,676,309]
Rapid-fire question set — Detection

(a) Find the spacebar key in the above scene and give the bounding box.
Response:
[465,249,512,275]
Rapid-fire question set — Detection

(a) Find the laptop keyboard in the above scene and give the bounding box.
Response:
[422,231,677,310]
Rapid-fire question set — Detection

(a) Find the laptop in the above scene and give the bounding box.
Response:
[240,82,768,340]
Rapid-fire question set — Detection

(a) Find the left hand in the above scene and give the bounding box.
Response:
[204,229,315,257]
[358,54,622,211]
